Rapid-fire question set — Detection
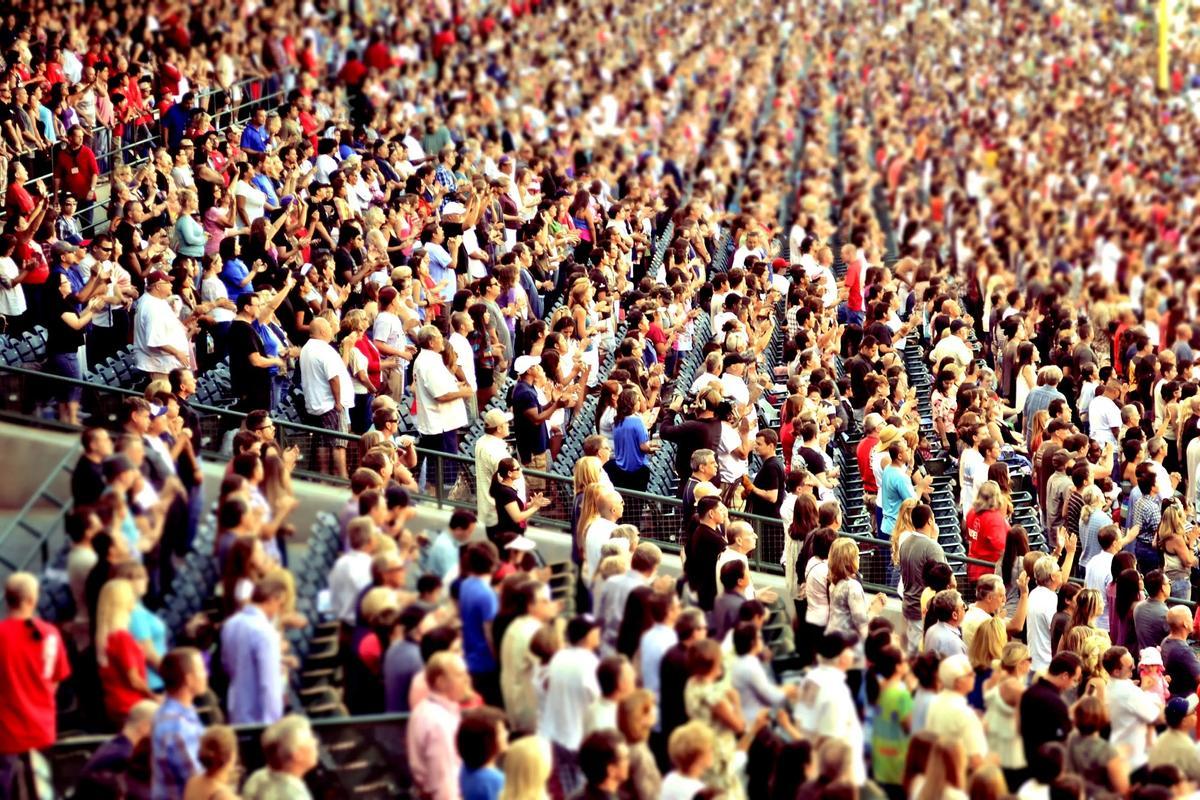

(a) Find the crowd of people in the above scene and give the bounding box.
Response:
[3,0,1200,798]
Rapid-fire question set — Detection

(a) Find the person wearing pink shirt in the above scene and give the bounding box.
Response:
[407,652,473,800]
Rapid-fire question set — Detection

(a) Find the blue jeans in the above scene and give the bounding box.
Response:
[838,304,865,325]
[1172,578,1192,601]
[47,352,82,403]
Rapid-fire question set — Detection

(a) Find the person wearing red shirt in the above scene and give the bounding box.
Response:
[0,572,71,798]
[54,125,100,226]
[338,52,368,88]
[96,578,157,725]
[964,480,1010,581]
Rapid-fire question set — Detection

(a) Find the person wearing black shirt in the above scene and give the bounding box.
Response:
[658,608,707,762]
[745,429,785,519]
[681,449,719,551]
[72,427,113,508]
[659,390,723,490]
[1019,651,1080,765]
[74,698,155,799]
[843,335,879,411]
[488,457,549,545]
[225,293,281,412]
[684,496,728,611]
[794,421,827,478]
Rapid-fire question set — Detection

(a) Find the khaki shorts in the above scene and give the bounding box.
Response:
[522,451,548,494]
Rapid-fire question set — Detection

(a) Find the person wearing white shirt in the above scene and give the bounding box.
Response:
[1088,382,1123,446]
[539,617,602,781]
[1085,527,1121,630]
[1026,555,1063,672]
[447,313,477,417]
[638,595,678,732]
[410,325,472,490]
[327,517,376,625]
[794,631,865,784]
[299,317,355,477]
[930,321,974,370]
[1106,646,1165,771]
[584,490,623,579]
[731,624,796,721]
[132,270,190,379]
[925,654,989,770]
[958,435,985,512]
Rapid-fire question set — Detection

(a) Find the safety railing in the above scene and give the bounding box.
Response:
[0,361,1135,607]
[0,442,80,581]
[2,72,288,237]
[48,712,411,798]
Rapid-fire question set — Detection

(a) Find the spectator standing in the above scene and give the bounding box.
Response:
[1019,652,1082,767]
[150,647,208,800]
[242,716,319,800]
[75,699,159,798]
[54,124,100,227]
[412,325,472,490]
[133,269,191,382]
[1160,606,1200,699]
[96,578,157,725]
[407,653,473,800]
[1105,645,1164,775]
[926,654,989,771]
[220,574,287,725]
[459,541,502,707]
[474,410,516,535]
[794,632,864,784]
[0,573,71,800]
[539,615,601,798]
[299,317,355,478]
[499,581,558,734]
[1147,696,1200,783]
[511,355,564,494]
[227,293,280,413]
[458,707,508,800]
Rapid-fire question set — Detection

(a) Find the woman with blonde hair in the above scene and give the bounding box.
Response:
[825,538,886,664]
[96,578,157,723]
[889,498,921,573]
[1077,485,1111,566]
[983,641,1031,786]
[499,735,552,800]
[965,481,1010,582]
[617,688,662,800]
[575,483,607,570]
[916,738,967,800]
[1157,503,1196,599]
[1059,588,1111,680]
[183,724,240,800]
[966,765,1008,800]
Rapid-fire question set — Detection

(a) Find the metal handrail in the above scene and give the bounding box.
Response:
[0,442,80,577]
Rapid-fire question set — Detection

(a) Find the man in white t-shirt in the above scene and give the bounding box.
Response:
[1088,381,1124,446]
[132,270,190,380]
[447,312,477,418]
[299,317,354,478]
[1027,554,1064,671]
[411,325,472,491]
[925,654,989,770]
[794,632,865,784]
[372,285,417,402]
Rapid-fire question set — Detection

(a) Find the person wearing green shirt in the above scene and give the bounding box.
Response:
[872,644,914,794]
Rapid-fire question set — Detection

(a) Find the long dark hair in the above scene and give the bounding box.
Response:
[789,493,818,541]
[613,388,641,429]
[999,525,1029,586]
[1114,568,1142,621]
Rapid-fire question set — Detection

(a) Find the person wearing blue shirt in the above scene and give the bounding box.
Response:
[251,171,281,209]
[239,108,271,153]
[609,389,658,489]
[422,225,459,307]
[457,707,508,800]
[880,442,932,536]
[129,572,168,691]
[220,575,286,725]
[160,93,193,151]
[422,509,478,581]
[150,647,208,800]
[218,236,256,301]
[458,541,502,707]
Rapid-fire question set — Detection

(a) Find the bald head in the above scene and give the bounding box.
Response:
[309,318,332,341]
[1168,606,1192,635]
[124,699,160,743]
[4,572,37,615]
[599,490,623,520]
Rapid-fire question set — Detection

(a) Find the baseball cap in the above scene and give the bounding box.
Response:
[513,355,541,376]
[771,257,789,269]
[441,201,466,217]
[1166,695,1198,726]
[52,241,81,256]
[483,409,513,431]
[145,270,171,286]
[938,654,974,687]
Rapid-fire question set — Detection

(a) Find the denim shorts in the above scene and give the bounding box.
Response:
[47,352,82,403]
